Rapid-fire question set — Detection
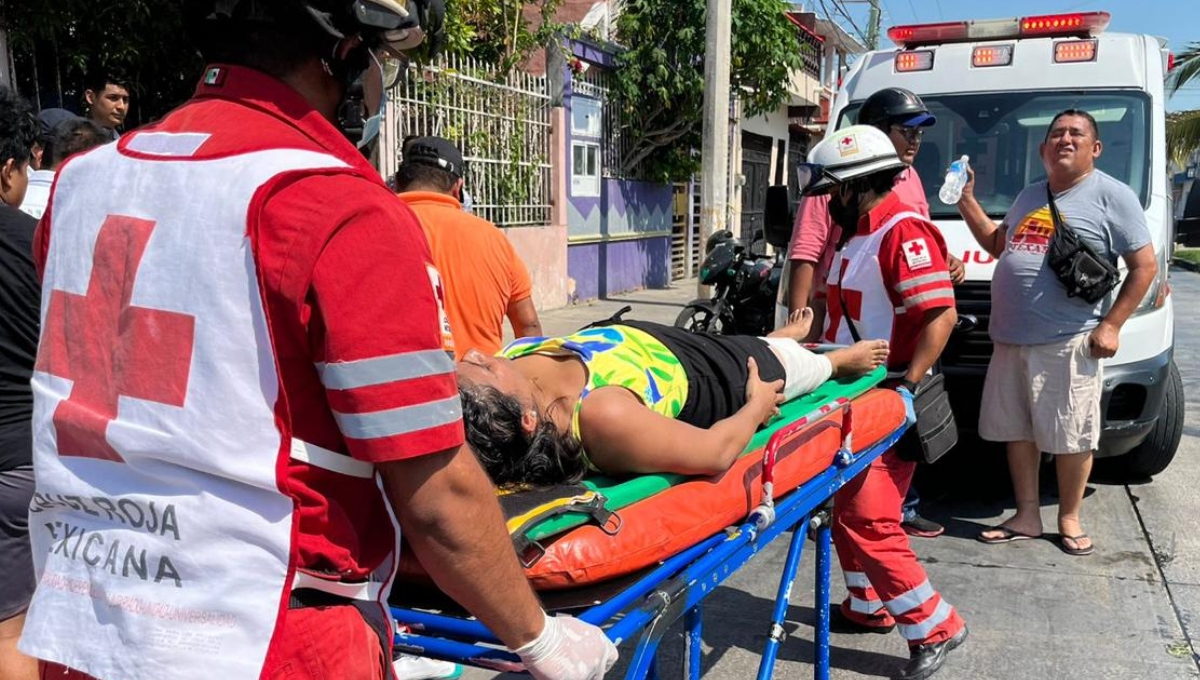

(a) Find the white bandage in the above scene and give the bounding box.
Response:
[761,338,834,402]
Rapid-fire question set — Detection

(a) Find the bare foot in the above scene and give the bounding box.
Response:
[768,308,814,341]
[827,339,889,377]
[979,511,1044,542]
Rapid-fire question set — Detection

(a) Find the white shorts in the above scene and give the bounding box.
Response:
[978,333,1103,455]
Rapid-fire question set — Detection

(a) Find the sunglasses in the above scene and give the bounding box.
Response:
[890,125,925,143]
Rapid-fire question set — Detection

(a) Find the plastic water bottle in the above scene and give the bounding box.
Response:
[938,155,970,205]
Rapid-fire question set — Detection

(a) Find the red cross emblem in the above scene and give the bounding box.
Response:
[841,136,853,145]
[907,240,926,257]
[35,215,196,463]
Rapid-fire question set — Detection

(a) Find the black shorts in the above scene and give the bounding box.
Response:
[0,464,35,621]
[618,321,784,428]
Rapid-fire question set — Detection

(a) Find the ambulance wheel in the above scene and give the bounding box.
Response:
[1107,361,1184,480]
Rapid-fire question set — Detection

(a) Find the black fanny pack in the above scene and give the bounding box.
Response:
[894,373,958,464]
[1045,185,1120,304]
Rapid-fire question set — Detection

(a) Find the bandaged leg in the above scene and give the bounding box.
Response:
[761,337,833,401]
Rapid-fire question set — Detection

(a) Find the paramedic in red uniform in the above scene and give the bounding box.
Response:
[787,87,961,539]
[800,125,967,680]
[19,2,616,680]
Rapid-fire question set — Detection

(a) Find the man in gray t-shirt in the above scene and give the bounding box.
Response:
[990,169,1151,345]
[954,109,1158,558]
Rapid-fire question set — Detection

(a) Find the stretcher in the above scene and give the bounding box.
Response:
[390,366,908,680]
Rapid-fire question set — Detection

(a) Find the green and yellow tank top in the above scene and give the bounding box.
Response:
[501,325,689,442]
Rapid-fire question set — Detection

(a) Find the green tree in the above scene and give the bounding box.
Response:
[1167,44,1200,166]
[1,0,202,125]
[442,0,563,71]
[607,0,803,182]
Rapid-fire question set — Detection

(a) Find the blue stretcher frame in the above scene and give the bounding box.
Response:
[391,404,907,680]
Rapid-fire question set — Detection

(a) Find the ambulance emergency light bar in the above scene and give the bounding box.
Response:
[887,12,1111,47]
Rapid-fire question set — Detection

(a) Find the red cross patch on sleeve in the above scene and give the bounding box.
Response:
[902,238,933,270]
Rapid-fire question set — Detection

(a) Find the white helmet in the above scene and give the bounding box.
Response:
[798,125,905,196]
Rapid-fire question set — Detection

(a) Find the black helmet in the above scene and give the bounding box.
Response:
[858,87,936,129]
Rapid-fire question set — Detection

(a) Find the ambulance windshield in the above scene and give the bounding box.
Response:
[838,91,1151,219]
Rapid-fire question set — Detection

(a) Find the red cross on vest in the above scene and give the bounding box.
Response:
[907,240,925,257]
[35,215,196,462]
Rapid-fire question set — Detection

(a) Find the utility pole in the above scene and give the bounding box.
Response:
[865,0,881,50]
[698,0,733,295]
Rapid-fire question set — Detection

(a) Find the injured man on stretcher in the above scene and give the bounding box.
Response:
[457,310,888,485]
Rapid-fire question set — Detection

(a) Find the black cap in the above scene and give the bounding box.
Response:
[38,108,82,142]
[401,136,464,178]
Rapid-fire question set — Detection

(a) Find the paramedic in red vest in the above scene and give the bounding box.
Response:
[20,2,616,680]
[800,125,966,680]
[787,87,961,540]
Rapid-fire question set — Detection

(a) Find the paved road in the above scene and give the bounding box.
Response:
[460,270,1200,679]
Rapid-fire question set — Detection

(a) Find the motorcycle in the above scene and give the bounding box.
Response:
[674,231,782,336]
[674,186,795,336]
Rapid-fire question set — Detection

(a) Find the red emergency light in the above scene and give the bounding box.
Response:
[888,11,1110,47]
[895,51,935,72]
[1020,12,1110,37]
[972,45,1014,67]
[1054,40,1098,63]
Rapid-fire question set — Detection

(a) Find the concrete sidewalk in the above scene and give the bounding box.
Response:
[508,279,701,340]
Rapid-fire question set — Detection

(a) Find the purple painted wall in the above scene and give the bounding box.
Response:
[567,236,671,303]
[562,42,674,303]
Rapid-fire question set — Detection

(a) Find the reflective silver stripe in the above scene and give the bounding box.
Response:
[884,580,935,616]
[895,271,951,293]
[849,596,883,614]
[334,396,462,439]
[903,288,955,308]
[292,571,380,602]
[897,599,953,641]
[289,438,374,478]
[316,349,454,390]
[844,571,872,589]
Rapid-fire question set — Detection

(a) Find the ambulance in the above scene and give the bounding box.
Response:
[796,12,1181,477]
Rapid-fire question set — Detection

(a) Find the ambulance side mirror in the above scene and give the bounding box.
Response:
[764,185,793,250]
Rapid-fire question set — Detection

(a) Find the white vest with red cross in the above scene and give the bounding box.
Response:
[822,211,925,348]
[22,132,397,680]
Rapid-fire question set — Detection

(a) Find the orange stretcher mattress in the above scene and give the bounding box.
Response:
[399,387,905,591]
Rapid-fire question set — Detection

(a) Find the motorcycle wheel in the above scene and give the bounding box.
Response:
[674,305,729,334]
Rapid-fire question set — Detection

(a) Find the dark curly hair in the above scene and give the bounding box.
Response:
[0,86,38,167]
[458,383,589,486]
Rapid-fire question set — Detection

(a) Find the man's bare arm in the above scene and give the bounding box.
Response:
[1089,244,1158,358]
[507,296,543,338]
[955,168,1005,259]
[905,307,957,385]
[380,446,544,650]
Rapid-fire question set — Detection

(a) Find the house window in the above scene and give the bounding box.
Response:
[572,142,601,197]
[572,97,603,138]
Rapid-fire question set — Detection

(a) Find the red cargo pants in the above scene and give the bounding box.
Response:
[832,449,964,646]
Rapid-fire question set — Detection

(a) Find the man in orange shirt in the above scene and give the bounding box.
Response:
[398,137,542,359]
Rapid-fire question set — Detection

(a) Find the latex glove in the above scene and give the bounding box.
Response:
[896,386,917,427]
[515,613,618,680]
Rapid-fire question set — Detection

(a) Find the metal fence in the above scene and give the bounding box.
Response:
[385,53,553,227]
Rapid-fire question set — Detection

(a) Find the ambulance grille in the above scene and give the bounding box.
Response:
[941,282,993,374]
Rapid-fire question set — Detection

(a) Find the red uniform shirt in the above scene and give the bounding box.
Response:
[823,192,954,368]
[34,66,463,579]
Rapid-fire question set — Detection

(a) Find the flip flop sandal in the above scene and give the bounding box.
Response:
[1059,533,1095,556]
[977,525,1042,544]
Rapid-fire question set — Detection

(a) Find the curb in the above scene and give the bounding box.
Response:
[1171,258,1200,273]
